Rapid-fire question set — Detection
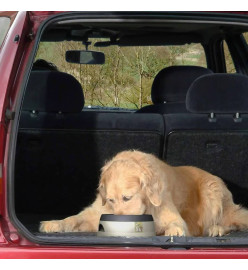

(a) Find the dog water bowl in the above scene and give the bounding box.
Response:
[97,214,156,237]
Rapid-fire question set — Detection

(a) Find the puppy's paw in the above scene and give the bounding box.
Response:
[208,225,225,237]
[78,222,98,232]
[39,220,63,233]
[164,225,186,237]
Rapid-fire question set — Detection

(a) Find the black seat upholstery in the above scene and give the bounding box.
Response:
[164,73,248,206]
[186,73,248,114]
[136,65,213,114]
[22,70,84,113]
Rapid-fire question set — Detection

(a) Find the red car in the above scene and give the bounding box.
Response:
[1,11,248,259]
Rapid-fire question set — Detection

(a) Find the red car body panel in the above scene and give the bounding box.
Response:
[1,246,248,259]
[1,11,248,258]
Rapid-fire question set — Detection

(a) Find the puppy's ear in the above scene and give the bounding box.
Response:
[142,176,162,207]
[139,158,163,207]
[98,159,113,206]
[98,181,107,206]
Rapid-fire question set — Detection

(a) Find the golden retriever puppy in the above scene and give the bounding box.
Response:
[40,150,248,237]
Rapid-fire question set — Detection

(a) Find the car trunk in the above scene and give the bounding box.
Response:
[12,115,248,247]
[8,11,248,248]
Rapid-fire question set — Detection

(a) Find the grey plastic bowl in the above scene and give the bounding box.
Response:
[97,214,156,237]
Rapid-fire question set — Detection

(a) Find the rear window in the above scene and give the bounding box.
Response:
[35,41,206,110]
[0,17,11,47]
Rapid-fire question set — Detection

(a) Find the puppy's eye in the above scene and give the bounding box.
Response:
[108,199,115,203]
[123,196,132,202]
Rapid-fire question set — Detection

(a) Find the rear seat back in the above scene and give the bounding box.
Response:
[22,70,84,113]
[164,73,248,206]
[136,65,213,114]
[186,73,248,115]
[16,71,165,216]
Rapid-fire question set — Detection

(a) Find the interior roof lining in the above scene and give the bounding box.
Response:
[41,20,248,44]
[45,18,248,39]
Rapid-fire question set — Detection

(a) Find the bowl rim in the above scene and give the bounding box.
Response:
[100,214,154,222]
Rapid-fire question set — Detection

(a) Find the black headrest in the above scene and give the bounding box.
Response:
[23,71,84,113]
[151,66,213,104]
[186,73,248,113]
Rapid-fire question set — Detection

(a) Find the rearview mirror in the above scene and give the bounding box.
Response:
[66,50,105,64]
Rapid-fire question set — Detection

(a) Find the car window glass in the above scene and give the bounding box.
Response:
[0,17,11,48]
[35,40,207,110]
[243,32,248,44]
[223,41,236,73]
